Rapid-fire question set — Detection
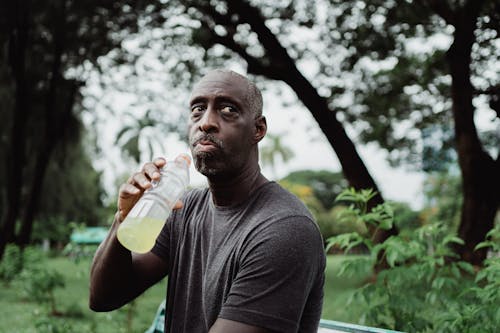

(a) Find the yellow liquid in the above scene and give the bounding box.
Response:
[117,216,165,253]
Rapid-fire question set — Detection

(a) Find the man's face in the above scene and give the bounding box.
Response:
[187,71,259,179]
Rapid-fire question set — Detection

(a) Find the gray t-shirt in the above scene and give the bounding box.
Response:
[152,181,325,333]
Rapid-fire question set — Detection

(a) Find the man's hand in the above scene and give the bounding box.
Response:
[116,157,183,222]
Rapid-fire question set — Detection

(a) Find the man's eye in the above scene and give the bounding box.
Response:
[191,106,204,115]
[220,106,237,114]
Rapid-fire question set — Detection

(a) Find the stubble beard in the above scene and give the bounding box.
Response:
[189,133,253,180]
[194,152,222,177]
[193,149,246,180]
[190,133,222,176]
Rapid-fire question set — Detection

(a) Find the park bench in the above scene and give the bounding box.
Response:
[145,301,403,333]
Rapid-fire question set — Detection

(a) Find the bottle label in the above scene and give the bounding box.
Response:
[128,198,154,218]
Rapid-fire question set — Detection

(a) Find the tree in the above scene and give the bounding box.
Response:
[0,0,158,258]
[90,0,393,245]
[32,135,107,245]
[16,0,494,264]
[129,0,497,263]
[188,0,387,205]
[340,0,499,264]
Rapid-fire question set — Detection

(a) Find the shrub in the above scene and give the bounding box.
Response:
[11,247,67,316]
[62,242,98,263]
[0,244,45,285]
[34,317,74,333]
[20,266,66,315]
[0,244,23,285]
[326,188,500,332]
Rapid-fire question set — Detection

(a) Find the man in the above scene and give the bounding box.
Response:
[90,69,326,333]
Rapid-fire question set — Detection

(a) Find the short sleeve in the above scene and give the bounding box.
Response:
[218,216,326,333]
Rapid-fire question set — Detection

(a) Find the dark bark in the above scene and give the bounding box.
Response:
[446,0,500,264]
[17,0,72,247]
[17,80,78,246]
[0,0,31,260]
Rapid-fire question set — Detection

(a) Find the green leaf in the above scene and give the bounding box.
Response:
[474,241,494,251]
[443,235,464,246]
[456,261,475,275]
[122,135,140,163]
[115,125,134,144]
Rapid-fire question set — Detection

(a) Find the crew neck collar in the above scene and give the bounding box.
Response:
[210,181,275,211]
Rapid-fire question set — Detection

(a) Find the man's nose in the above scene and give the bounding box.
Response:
[199,107,219,133]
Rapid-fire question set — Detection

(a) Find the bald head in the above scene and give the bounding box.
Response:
[194,69,263,118]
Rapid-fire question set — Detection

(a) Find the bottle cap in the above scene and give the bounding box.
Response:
[175,153,191,167]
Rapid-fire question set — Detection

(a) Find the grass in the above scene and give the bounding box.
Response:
[0,256,165,333]
[322,255,371,322]
[0,253,371,332]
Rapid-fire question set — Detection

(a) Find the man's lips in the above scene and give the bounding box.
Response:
[192,137,221,152]
[198,140,216,146]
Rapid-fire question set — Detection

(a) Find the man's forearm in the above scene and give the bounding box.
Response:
[89,213,138,311]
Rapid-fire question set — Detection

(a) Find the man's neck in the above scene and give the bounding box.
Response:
[207,166,268,207]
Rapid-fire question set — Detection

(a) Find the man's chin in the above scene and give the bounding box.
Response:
[194,154,220,175]
[194,158,238,180]
[194,150,217,159]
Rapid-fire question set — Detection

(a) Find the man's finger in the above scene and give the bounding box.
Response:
[173,200,183,210]
[153,157,166,167]
[119,183,141,197]
[143,160,163,181]
[131,172,153,189]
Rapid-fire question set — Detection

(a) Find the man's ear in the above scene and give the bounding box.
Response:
[254,116,267,143]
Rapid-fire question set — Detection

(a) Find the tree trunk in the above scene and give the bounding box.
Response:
[447,1,500,265]
[282,67,384,201]
[17,0,71,246]
[17,80,78,246]
[458,157,499,264]
[0,0,30,260]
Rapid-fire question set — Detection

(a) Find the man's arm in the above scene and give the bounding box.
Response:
[89,213,168,311]
[89,158,171,311]
[209,318,276,333]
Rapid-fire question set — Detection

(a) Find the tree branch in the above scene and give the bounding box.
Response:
[192,3,282,79]
[210,32,281,79]
[473,85,500,96]
[227,1,294,71]
[463,0,487,20]
[194,2,236,27]
[421,0,455,25]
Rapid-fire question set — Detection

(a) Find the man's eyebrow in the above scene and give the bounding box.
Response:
[189,96,207,106]
[214,95,243,107]
[189,95,244,108]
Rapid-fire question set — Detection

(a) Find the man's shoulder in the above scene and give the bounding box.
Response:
[255,181,314,219]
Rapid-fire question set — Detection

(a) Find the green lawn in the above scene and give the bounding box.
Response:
[0,254,370,332]
[322,255,371,322]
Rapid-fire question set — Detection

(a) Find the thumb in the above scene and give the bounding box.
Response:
[173,200,184,210]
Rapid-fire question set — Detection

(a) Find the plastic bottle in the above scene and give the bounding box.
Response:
[117,154,191,253]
